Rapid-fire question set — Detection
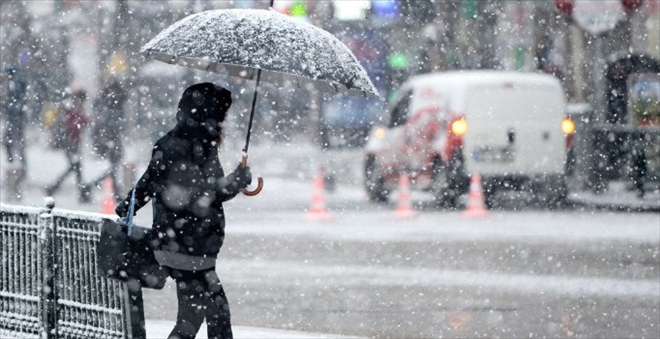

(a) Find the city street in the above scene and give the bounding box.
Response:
[141,177,659,338]
[2,133,659,338]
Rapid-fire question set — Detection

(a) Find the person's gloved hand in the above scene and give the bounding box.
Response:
[115,200,130,218]
[231,163,252,189]
[219,164,253,196]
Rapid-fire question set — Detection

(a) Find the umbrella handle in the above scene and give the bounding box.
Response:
[241,154,263,196]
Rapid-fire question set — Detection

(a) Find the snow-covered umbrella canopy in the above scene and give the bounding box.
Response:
[141,8,380,99]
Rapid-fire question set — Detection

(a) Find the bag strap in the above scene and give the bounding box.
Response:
[126,187,136,236]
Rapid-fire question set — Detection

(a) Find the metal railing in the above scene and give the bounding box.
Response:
[0,201,145,339]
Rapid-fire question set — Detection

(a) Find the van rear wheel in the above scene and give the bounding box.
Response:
[365,155,389,203]
[432,158,457,209]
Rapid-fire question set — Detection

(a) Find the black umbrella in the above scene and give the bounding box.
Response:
[141,6,380,195]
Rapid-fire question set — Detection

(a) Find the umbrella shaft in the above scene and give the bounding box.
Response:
[243,69,262,154]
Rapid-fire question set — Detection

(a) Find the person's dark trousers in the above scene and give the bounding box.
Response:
[5,135,27,183]
[107,144,123,200]
[4,137,27,200]
[47,147,89,201]
[631,132,647,198]
[167,267,233,339]
[91,144,123,201]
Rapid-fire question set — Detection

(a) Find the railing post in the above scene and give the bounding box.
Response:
[123,288,146,339]
[39,197,57,339]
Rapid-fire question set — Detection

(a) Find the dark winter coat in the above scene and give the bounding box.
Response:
[92,81,126,161]
[2,66,27,144]
[117,83,250,270]
[64,100,88,147]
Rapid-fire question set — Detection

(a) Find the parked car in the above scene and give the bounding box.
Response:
[364,70,571,208]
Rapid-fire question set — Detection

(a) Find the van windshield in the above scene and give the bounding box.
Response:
[389,91,412,128]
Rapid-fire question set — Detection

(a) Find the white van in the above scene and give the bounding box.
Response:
[364,70,572,208]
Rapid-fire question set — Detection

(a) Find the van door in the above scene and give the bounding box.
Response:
[380,90,413,174]
[404,99,443,173]
[463,82,566,176]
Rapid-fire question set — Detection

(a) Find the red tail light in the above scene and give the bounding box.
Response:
[445,115,466,160]
[562,116,575,148]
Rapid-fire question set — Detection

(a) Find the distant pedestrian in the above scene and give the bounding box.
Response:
[90,79,127,200]
[46,89,91,202]
[631,131,647,198]
[1,65,28,200]
[115,83,251,339]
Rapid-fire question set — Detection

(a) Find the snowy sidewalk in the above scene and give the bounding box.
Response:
[569,180,660,212]
[145,319,357,338]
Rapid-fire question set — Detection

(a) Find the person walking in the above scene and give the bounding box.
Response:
[630,130,647,198]
[46,89,91,202]
[91,79,127,200]
[1,65,28,200]
[115,83,251,339]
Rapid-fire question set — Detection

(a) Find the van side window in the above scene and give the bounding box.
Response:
[389,91,412,128]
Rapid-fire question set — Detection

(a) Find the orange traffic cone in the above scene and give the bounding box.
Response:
[394,173,418,218]
[462,173,489,218]
[306,173,332,221]
[101,177,117,215]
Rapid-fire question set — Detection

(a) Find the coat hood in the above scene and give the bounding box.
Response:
[175,82,232,140]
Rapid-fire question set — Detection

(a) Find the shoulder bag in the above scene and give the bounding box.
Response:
[97,188,168,290]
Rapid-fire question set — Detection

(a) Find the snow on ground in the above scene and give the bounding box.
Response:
[146,319,361,338]
[217,258,659,299]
